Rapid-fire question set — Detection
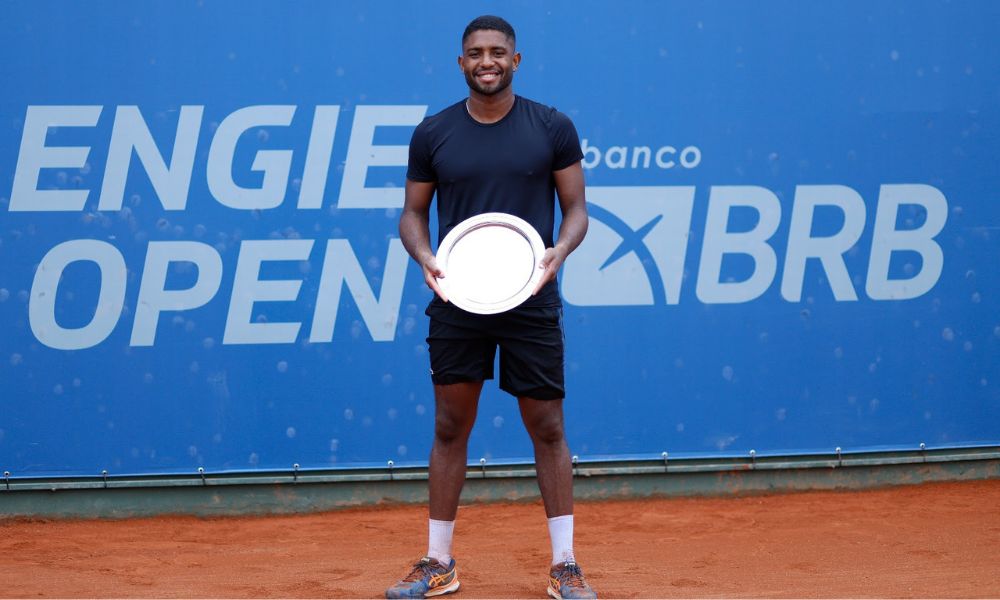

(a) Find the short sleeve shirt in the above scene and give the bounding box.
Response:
[407,95,583,308]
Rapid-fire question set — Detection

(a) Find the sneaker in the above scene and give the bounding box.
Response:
[385,556,460,598]
[547,561,597,599]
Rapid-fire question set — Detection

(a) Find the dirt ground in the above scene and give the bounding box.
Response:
[1,479,999,598]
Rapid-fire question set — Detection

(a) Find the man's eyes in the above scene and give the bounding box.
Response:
[467,51,506,58]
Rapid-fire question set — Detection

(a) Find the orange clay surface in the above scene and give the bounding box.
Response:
[2,479,999,598]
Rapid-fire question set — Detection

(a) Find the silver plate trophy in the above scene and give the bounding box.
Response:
[435,212,546,315]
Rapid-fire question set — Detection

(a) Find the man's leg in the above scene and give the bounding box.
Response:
[517,396,572,519]
[429,381,482,521]
[386,382,480,599]
[519,397,597,599]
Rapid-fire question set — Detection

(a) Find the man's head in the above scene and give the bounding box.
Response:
[459,15,520,97]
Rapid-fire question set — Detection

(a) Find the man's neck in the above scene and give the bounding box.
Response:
[466,90,516,124]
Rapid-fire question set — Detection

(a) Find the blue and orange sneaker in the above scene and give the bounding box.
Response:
[547,561,597,599]
[385,556,460,598]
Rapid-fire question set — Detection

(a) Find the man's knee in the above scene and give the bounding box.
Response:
[432,382,481,444]
[434,407,476,444]
[522,406,566,445]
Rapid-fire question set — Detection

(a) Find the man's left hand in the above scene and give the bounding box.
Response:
[531,245,568,295]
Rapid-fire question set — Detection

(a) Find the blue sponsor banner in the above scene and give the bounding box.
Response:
[1,1,997,477]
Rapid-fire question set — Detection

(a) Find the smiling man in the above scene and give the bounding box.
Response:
[388,14,595,600]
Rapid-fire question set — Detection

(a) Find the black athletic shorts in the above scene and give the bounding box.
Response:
[425,302,565,400]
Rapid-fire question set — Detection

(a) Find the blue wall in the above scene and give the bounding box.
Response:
[1,1,998,477]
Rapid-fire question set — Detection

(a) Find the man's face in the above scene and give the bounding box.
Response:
[459,29,520,96]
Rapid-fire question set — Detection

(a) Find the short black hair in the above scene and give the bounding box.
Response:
[462,15,516,45]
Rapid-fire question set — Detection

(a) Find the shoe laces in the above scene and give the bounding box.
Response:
[555,562,586,588]
[402,558,442,583]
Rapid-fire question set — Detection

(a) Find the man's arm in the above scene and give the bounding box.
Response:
[532,161,588,295]
[399,179,448,302]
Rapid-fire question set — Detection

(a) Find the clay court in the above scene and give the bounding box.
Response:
[2,479,998,598]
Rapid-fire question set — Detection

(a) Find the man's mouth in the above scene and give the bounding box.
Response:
[476,70,501,83]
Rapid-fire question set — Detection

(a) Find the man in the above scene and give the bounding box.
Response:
[387,14,596,600]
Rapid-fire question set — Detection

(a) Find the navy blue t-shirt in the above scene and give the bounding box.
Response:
[407,95,584,308]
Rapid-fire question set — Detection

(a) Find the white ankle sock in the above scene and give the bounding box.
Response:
[427,518,455,565]
[547,514,575,565]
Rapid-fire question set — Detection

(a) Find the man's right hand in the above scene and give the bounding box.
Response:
[421,255,449,303]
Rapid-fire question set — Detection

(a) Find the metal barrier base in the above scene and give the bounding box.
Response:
[2,447,998,519]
